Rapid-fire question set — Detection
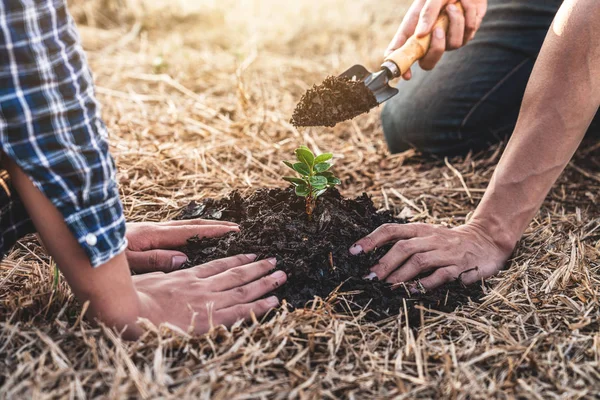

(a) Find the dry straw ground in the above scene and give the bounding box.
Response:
[1,0,599,398]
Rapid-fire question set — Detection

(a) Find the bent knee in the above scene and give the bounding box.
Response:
[381,100,494,157]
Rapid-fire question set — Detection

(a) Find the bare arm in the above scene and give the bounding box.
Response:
[471,0,600,250]
[351,0,600,289]
[4,158,142,332]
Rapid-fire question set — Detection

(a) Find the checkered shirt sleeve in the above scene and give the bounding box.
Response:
[0,0,127,267]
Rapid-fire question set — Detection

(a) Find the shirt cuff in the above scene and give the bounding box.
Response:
[63,193,128,268]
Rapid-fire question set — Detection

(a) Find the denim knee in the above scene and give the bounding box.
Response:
[381,98,467,156]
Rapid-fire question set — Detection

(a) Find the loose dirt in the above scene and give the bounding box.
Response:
[178,188,482,322]
[290,76,379,128]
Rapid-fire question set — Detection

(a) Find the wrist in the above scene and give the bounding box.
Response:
[466,215,520,255]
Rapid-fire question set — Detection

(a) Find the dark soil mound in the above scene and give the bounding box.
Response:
[177,188,482,322]
[290,76,379,128]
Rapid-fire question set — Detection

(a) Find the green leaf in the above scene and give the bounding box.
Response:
[314,188,328,198]
[295,148,315,168]
[295,184,309,197]
[317,171,334,178]
[314,162,331,173]
[293,162,310,176]
[283,176,306,185]
[283,160,295,171]
[314,153,333,164]
[327,177,342,185]
[309,175,328,187]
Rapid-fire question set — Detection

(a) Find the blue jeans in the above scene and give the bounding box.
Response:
[381,0,600,155]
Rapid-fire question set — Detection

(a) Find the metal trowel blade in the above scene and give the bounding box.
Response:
[339,64,399,105]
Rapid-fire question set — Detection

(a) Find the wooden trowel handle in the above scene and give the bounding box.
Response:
[383,1,464,77]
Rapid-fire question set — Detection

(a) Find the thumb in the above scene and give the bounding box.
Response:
[127,249,189,274]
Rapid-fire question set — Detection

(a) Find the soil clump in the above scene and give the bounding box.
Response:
[291,76,379,128]
[178,188,482,322]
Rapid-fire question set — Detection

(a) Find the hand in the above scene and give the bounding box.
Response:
[349,222,513,291]
[386,0,487,78]
[126,219,239,274]
[133,254,287,336]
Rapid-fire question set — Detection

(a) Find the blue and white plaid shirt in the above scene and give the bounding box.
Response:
[0,0,127,267]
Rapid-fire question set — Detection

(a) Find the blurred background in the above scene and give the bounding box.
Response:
[65,0,414,220]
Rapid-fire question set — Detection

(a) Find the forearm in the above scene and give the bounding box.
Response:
[470,0,600,250]
[4,158,141,335]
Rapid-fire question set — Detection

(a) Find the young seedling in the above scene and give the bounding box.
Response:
[283,146,341,217]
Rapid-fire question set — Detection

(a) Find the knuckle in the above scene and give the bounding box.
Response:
[149,252,159,269]
[377,260,394,274]
[258,259,274,270]
[391,240,406,253]
[264,276,280,290]
[236,254,251,264]
[233,285,248,300]
[380,223,398,238]
[229,267,248,283]
[361,235,376,250]
[411,253,428,269]
[438,268,456,282]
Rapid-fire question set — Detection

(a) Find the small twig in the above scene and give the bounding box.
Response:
[389,188,424,214]
[444,157,474,204]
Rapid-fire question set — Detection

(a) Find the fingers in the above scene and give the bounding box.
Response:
[219,270,287,308]
[385,0,426,56]
[157,219,238,227]
[209,258,278,291]
[368,238,437,280]
[214,296,280,327]
[415,0,444,37]
[191,254,257,278]
[445,3,465,49]
[385,251,449,284]
[419,26,445,70]
[461,0,478,44]
[415,265,462,290]
[350,223,434,255]
[127,250,189,273]
[147,225,240,249]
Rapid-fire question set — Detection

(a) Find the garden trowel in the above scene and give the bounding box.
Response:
[341,1,463,105]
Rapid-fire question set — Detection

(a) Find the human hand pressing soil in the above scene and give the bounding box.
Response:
[387,0,487,78]
[132,254,286,337]
[349,222,512,291]
[126,219,239,273]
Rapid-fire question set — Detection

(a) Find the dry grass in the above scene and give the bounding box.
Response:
[1,0,599,398]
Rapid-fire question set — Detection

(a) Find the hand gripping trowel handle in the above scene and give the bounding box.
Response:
[382,1,464,78]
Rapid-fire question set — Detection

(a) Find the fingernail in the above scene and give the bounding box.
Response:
[435,27,444,39]
[271,270,286,280]
[245,254,258,261]
[364,272,378,281]
[349,244,363,255]
[447,4,457,12]
[267,257,277,265]
[267,296,280,307]
[171,255,188,269]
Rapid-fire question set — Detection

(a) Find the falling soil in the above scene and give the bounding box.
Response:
[290,76,379,128]
[177,188,483,322]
